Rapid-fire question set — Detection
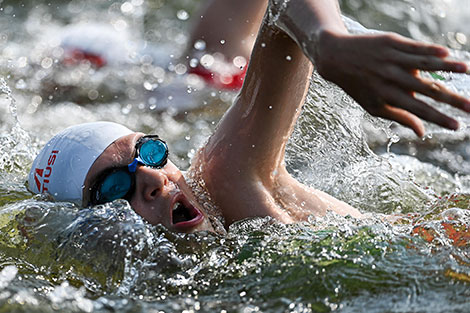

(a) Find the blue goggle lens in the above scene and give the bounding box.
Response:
[138,139,167,167]
[97,170,132,203]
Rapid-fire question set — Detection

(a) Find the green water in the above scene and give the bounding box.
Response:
[2,0,470,312]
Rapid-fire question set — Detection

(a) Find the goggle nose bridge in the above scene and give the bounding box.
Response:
[127,158,140,173]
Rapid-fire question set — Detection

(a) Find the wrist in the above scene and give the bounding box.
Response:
[311,28,350,80]
[310,27,348,61]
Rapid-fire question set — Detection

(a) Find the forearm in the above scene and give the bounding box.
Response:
[204,21,312,179]
[211,1,348,172]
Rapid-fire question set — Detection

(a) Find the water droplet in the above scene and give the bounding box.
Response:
[15,79,26,90]
[189,58,199,68]
[148,97,157,105]
[143,81,153,91]
[268,105,273,110]
[194,40,206,51]
[177,10,189,21]
[41,57,53,69]
[113,19,128,31]
[261,42,266,48]
[17,56,27,68]
[88,90,99,100]
[200,54,214,68]
[121,104,132,114]
[286,55,292,61]
[121,2,134,13]
[31,95,42,107]
[233,56,247,68]
[175,63,187,75]
[456,32,467,45]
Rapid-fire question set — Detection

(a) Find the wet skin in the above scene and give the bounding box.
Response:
[83,133,215,233]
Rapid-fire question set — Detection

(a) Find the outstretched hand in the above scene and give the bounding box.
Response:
[313,30,470,137]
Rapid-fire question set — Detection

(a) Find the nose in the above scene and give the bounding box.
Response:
[134,166,170,201]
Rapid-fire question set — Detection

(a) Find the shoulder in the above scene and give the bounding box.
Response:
[189,146,295,225]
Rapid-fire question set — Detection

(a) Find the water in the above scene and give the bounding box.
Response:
[2,0,470,312]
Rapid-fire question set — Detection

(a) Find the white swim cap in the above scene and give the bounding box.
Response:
[28,122,133,204]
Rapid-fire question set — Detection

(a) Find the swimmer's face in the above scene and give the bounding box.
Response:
[83,133,214,233]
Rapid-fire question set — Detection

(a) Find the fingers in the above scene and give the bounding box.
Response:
[379,83,459,131]
[381,34,467,73]
[389,51,467,72]
[379,67,470,112]
[388,34,449,57]
[377,105,425,137]
[418,80,470,112]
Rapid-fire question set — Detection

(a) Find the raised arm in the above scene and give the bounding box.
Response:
[197,1,356,223]
[202,0,357,177]
[195,0,469,224]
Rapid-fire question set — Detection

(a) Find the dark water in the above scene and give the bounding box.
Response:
[2,0,470,312]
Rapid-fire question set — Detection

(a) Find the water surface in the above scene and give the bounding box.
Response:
[2,0,470,312]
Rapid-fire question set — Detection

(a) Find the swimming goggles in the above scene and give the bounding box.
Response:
[89,135,169,205]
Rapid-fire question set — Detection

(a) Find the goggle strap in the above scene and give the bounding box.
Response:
[128,159,139,173]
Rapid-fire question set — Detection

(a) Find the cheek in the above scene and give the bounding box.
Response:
[130,200,166,225]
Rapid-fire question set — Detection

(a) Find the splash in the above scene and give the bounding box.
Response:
[0,77,19,124]
[0,77,35,177]
[1,0,470,312]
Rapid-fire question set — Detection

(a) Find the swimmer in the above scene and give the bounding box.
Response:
[28,0,470,233]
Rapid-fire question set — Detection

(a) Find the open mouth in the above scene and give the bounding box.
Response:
[170,196,204,229]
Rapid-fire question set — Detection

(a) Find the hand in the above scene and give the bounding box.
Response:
[313,30,470,137]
